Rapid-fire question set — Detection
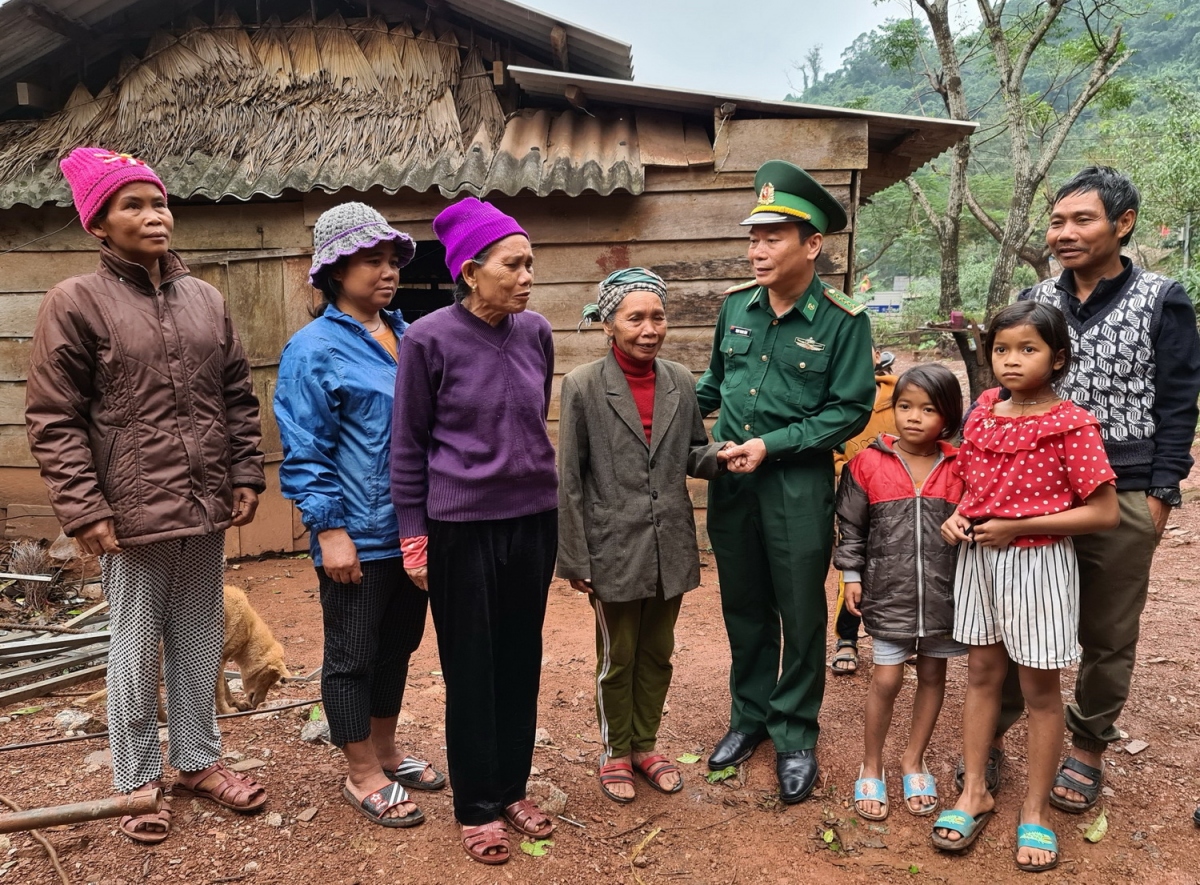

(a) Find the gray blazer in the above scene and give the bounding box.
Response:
[557,350,724,603]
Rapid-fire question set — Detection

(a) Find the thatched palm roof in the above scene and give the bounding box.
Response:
[0,11,533,207]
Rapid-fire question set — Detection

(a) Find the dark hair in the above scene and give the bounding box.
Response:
[1053,165,1140,246]
[892,364,963,440]
[311,256,349,308]
[984,301,1072,384]
[451,242,498,302]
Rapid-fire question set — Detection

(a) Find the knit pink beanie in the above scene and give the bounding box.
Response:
[60,147,168,233]
[433,197,528,281]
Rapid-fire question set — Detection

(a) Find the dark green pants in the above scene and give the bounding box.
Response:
[707,460,835,752]
[998,490,1159,751]
[591,589,683,758]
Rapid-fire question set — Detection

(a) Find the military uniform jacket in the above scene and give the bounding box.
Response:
[695,274,875,459]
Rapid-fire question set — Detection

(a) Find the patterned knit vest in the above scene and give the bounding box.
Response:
[1025,268,1168,468]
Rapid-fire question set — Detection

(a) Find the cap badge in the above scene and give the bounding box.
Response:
[757,183,776,205]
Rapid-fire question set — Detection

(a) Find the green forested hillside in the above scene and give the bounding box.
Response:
[790,0,1200,310]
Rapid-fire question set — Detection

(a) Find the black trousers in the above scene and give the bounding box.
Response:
[318,556,428,746]
[427,510,557,826]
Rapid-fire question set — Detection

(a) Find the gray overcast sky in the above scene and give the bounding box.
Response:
[524,0,903,100]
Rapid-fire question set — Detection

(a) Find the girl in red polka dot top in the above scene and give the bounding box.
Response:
[933,301,1119,872]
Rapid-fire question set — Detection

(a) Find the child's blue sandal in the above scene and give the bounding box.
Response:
[931,807,994,852]
[853,765,889,821]
[902,767,939,816]
[1015,822,1059,872]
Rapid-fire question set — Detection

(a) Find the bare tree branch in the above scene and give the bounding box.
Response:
[906,176,943,241]
[965,188,1005,241]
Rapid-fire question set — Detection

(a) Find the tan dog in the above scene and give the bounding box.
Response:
[217,584,289,714]
[85,584,288,716]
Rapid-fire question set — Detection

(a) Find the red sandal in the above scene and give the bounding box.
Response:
[120,781,172,844]
[462,820,510,865]
[598,755,636,804]
[633,754,683,794]
[174,762,267,814]
[503,798,555,838]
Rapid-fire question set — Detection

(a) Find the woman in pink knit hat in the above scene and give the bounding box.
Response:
[24,148,268,843]
[391,197,559,865]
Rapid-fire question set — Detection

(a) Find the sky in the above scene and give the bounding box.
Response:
[523,0,905,100]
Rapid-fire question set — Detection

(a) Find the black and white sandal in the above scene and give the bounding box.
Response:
[384,755,447,791]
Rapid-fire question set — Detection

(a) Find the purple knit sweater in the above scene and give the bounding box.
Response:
[390,301,558,536]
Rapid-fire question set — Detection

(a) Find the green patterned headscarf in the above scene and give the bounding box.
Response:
[579,267,668,327]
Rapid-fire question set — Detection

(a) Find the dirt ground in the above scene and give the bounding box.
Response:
[6,368,1200,885]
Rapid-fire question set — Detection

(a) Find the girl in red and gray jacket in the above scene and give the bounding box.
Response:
[833,364,965,822]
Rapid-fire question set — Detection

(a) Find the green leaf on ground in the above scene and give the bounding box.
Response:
[520,839,553,857]
[823,828,835,844]
[908,863,920,874]
[308,705,322,721]
[705,765,737,783]
[1084,808,1108,843]
[676,753,701,764]
[11,706,43,716]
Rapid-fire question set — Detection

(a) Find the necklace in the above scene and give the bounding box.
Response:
[364,317,383,333]
[895,441,937,458]
[1012,395,1056,406]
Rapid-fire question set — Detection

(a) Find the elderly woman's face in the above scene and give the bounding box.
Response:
[604,290,667,363]
[464,234,533,324]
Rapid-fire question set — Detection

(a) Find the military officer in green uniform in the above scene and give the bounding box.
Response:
[697,160,875,803]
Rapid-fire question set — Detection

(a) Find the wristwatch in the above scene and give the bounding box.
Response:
[1147,486,1183,507]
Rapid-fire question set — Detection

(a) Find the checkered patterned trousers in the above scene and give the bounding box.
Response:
[101,531,225,793]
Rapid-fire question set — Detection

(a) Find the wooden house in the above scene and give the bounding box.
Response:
[0,0,975,554]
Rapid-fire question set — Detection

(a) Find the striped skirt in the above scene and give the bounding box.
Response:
[952,537,1080,670]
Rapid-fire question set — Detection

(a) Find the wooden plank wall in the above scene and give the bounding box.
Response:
[0,113,863,553]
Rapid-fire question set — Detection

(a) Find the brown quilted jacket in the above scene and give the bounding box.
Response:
[24,246,265,546]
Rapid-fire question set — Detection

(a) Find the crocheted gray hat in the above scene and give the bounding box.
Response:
[309,202,416,286]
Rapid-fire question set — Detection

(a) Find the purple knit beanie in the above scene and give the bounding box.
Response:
[433,197,528,281]
[60,147,168,233]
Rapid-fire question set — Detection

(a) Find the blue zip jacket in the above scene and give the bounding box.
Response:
[275,306,408,567]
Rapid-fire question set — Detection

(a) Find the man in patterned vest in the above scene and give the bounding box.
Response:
[986,166,1200,815]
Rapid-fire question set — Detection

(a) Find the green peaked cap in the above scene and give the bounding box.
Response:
[739,159,848,234]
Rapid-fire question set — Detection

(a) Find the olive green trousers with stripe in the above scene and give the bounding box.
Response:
[707,460,836,753]
[591,590,683,758]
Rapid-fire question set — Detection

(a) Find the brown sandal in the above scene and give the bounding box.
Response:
[462,820,510,865]
[633,754,684,794]
[174,762,267,814]
[503,798,555,838]
[599,756,636,804]
[120,782,171,844]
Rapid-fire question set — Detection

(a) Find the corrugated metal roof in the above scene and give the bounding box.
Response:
[0,0,633,85]
[509,66,979,197]
[440,0,632,79]
[0,106,642,208]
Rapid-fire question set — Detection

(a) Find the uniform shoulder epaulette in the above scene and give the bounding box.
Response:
[823,286,866,316]
[723,280,758,295]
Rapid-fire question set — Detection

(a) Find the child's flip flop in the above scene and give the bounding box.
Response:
[931,808,994,852]
[1015,822,1059,872]
[854,765,888,821]
[902,767,939,816]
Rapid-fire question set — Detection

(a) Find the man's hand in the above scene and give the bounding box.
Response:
[77,518,121,557]
[723,438,768,473]
[844,581,863,616]
[231,487,259,527]
[1146,494,1170,538]
[318,528,362,585]
[570,579,594,594]
[406,567,429,591]
[940,510,972,546]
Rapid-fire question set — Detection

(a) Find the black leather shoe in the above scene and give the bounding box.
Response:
[707,729,765,770]
[776,749,818,804]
